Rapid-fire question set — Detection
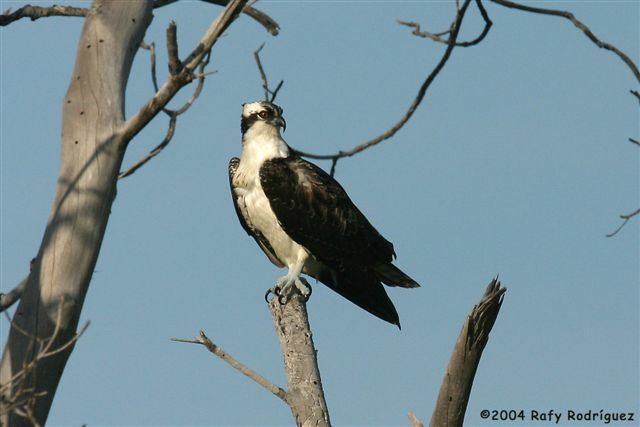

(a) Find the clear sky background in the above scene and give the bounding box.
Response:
[1,1,638,426]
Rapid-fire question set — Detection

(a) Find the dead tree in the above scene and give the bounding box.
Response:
[0,1,268,424]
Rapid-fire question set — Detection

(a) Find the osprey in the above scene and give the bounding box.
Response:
[228,101,419,327]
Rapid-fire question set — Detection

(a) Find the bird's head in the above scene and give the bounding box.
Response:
[241,101,286,136]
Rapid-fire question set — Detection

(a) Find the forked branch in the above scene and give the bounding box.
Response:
[254,44,284,102]
[119,28,213,179]
[606,208,640,238]
[121,0,248,143]
[398,0,492,48]
[0,302,90,422]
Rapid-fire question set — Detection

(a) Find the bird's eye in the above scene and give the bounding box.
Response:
[258,111,269,119]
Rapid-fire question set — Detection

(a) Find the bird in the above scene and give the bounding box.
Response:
[228,101,419,327]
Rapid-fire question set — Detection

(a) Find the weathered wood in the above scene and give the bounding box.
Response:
[0,2,152,424]
[270,294,331,427]
[429,279,506,427]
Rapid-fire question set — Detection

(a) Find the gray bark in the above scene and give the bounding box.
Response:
[0,0,250,423]
[270,294,331,427]
[0,2,152,425]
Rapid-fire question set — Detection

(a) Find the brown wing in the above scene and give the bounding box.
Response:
[259,156,395,269]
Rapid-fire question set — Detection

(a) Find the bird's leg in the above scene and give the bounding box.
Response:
[274,275,312,304]
[264,249,311,304]
[265,274,312,303]
[265,256,312,303]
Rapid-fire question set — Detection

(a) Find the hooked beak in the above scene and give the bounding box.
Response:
[275,116,286,132]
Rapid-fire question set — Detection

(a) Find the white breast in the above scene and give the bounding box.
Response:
[233,129,307,270]
[242,182,305,269]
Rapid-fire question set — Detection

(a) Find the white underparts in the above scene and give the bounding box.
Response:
[234,120,309,277]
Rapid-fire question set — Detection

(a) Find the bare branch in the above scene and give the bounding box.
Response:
[629,138,640,146]
[119,41,212,179]
[172,331,288,401]
[254,43,270,101]
[1,300,90,421]
[118,114,176,179]
[430,278,506,427]
[0,4,86,26]
[121,0,249,143]
[270,80,284,102]
[490,0,640,83]
[0,277,27,313]
[631,90,640,103]
[296,0,475,168]
[153,0,280,35]
[606,207,640,238]
[253,44,284,102]
[398,0,492,47]
[173,52,213,115]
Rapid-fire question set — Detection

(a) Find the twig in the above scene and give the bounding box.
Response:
[606,207,640,238]
[119,29,212,179]
[629,138,640,146]
[296,0,475,171]
[329,158,338,177]
[121,0,248,143]
[270,80,284,102]
[430,278,506,427]
[253,44,284,102]
[118,114,177,179]
[631,90,640,103]
[0,277,27,313]
[0,300,90,420]
[490,0,640,83]
[1,1,279,35]
[254,43,270,101]
[398,0,492,48]
[0,4,86,26]
[172,331,288,401]
[153,0,280,35]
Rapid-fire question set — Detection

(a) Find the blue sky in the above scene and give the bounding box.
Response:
[1,1,638,426]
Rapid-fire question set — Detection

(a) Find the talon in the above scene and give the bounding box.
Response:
[302,282,313,302]
[264,285,281,303]
[264,288,274,303]
[266,276,313,304]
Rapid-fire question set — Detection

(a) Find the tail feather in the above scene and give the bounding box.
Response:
[310,267,401,328]
[374,263,420,288]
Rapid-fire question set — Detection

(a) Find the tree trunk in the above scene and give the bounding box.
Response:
[270,295,331,427]
[0,2,152,425]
